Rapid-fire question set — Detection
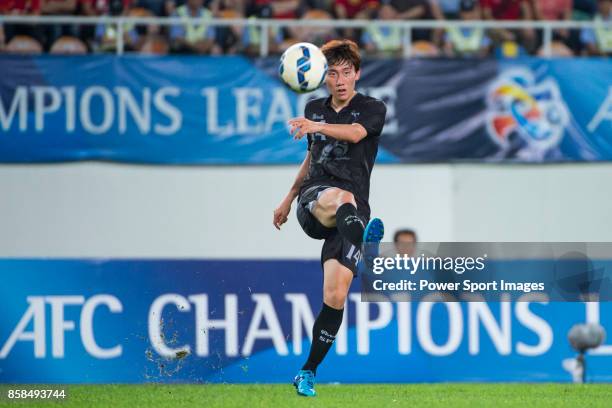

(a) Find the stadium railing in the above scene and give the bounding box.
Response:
[0,15,605,57]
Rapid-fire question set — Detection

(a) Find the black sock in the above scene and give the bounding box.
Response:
[302,303,344,374]
[335,203,365,247]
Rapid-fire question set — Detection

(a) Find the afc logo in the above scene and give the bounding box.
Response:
[486,68,569,155]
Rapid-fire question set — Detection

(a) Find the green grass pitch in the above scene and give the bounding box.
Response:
[1,384,611,407]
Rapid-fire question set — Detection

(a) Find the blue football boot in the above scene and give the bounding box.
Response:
[293,370,316,397]
[361,218,385,271]
[363,217,384,244]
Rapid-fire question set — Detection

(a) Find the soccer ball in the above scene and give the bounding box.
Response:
[279,42,328,93]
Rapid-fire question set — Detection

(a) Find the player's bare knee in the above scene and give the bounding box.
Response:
[335,190,356,208]
[318,187,343,207]
[323,287,347,309]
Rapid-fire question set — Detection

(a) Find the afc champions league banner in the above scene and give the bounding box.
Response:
[1,259,612,384]
[0,55,610,164]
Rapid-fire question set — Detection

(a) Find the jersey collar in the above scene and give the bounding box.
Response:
[324,92,363,113]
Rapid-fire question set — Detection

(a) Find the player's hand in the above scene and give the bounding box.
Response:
[273,198,292,230]
[288,117,323,140]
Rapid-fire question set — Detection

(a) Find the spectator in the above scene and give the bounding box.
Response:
[218,0,244,14]
[243,0,303,52]
[100,1,169,53]
[382,0,444,42]
[242,3,284,55]
[534,0,573,20]
[334,0,377,19]
[444,0,491,56]
[393,228,418,257]
[0,23,5,51]
[170,0,220,54]
[570,0,595,53]
[80,0,129,49]
[41,0,80,49]
[41,0,78,14]
[573,0,596,20]
[133,0,171,15]
[270,0,302,43]
[167,0,221,15]
[131,6,168,52]
[269,0,300,17]
[94,0,140,51]
[581,0,611,55]
[481,0,537,54]
[81,0,132,14]
[334,0,378,41]
[0,0,43,47]
[532,0,575,53]
[429,0,446,45]
[292,8,336,45]
[215,5,244,54]
[362,4,403,55]
[0,0,40,14]
[243,0,300,18]
[301,0,333,14]
[438,0,460,18]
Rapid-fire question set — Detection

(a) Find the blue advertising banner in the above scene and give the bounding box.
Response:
[0,260,611,383]
[0,56,611,164]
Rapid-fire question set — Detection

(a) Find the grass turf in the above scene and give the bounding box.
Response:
[1,384,611,407]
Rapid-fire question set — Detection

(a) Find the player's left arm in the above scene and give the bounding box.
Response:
[289,100,387,143]
[289,119,367,143]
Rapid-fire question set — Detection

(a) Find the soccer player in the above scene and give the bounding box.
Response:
[272,39,387,397]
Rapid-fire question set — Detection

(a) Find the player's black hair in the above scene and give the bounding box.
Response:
[393,229,418,243]
[320,39,361,71]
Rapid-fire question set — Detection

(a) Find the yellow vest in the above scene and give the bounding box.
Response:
[367,26,402,52]
[447,27,484,53]
[595,15,612,53]
[101,23,135,50]
[246,16,280,46]
[177,5,212,43]
[247,16,260,45]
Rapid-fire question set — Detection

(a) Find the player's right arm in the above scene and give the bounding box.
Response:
[273,151,311,230]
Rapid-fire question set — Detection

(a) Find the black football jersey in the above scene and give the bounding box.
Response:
[301,92,387,218]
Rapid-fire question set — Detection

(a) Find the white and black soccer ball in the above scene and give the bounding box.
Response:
[279,42,328,93]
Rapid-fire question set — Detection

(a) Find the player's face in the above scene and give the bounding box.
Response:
[326,62,361,103]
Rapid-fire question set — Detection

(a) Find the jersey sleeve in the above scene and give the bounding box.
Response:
[355,99,387,138]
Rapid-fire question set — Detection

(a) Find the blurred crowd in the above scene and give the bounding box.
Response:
[0,0,610,56]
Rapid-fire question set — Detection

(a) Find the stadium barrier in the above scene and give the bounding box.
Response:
[0,15,607,57]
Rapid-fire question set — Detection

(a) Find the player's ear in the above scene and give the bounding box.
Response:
[355,69,361,82]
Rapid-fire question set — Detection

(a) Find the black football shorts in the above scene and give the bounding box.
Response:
[297,184,365,276]
[296,184,336,240]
